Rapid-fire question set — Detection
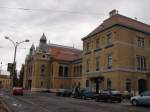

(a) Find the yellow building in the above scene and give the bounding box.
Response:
[0,74,11,89]
[23,34,82,91]
[24,10,150,94]
[82,10,150,94]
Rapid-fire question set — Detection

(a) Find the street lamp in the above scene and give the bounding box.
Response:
[4,36,29,87]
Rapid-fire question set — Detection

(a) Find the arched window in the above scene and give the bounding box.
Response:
[107,79,112,90]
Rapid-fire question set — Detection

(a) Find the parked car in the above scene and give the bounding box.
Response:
[96,90,122,103]
[61,89,72,97]
[130,90,150,106]
[74,89,95,100]
[56,89,72,97]
[12,87,23,95]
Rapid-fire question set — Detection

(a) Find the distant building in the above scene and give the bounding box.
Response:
[23,34,82,91]
[0,74,11,89]
[82,9,150,94]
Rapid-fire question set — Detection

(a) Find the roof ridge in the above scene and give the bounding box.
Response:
[48,43,82,51]
[116,14,150,27]
[83,13,150,40]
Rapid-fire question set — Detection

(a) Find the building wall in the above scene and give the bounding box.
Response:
[82,25,150,93]
[0,75,11,89]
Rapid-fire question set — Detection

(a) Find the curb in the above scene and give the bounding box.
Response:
[0,99,14,112]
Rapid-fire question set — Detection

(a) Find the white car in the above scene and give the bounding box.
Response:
[130,90,150,106]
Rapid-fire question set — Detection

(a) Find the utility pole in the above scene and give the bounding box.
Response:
[4,37,29,87]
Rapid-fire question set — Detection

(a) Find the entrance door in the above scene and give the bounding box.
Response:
[138,79,147,94]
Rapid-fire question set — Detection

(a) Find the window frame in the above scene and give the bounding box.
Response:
[107,54,112,69]
[107,33,112,45]
[137,36,144,47]
[95,57,100,71]
[96,38,100,49]
[136,55,146,71]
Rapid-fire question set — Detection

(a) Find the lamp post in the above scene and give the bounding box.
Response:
[4,36,29,87]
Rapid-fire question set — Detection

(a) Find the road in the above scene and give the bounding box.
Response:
[0,90,150,112]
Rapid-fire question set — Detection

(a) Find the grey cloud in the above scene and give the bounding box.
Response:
[0,0,150,71]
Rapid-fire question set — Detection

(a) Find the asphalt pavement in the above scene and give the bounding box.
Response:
[0,90,150,112]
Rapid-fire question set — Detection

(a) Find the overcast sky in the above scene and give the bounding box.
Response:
[0,0,150,73]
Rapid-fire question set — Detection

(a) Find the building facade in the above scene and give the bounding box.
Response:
[82,10,150,94]
[24,10,150,94]
[23,34,82,91]
[0,75,11,89]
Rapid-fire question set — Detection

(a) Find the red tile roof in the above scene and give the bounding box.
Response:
[83,14,150,40]
[48,44,82,61]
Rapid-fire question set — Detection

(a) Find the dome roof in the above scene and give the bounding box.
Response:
[40,33,47,43]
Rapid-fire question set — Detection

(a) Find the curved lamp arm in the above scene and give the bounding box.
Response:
[5,37,16,48]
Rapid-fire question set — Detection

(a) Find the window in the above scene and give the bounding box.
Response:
[108,54,112,69]
[136,56,146,71]
[95,57,100,71]
[107,33,112,45]
[59,66,63,76]
[96,38,100,49]
[86,80,89,87]
[42,55,46,58]
[41,82,43,87]
[149,40,150,45]
[64,67,68,77]
[107,79,112,89]
[40,64,45,73]
[126,79,131,92]
[86,60,90,72]
[74,66,76,75]
[137,36,144,47]
[86,42,90,52]
[77,66,79,75]
[80,65,82,75]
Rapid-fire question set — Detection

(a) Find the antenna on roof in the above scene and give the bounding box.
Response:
[134,17,138,21]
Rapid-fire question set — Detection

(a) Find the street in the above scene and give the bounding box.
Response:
[0,90,150,112]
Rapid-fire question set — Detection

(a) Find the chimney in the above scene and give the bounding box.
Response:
[109,9,118,17]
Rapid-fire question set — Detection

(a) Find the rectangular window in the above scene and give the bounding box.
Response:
[107,33,112,45]
[149,40,150,45]
[64,67,68,77]
[137,37,144,47]
[86,80,89,87]
[96,38,100,49]
[80,65,82,75]
[59,66,63,76]
[96,57,100,71]
[108,54,112,69]
[136,56,146,71]
[86,42,90,52]
[86,60,90,72]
